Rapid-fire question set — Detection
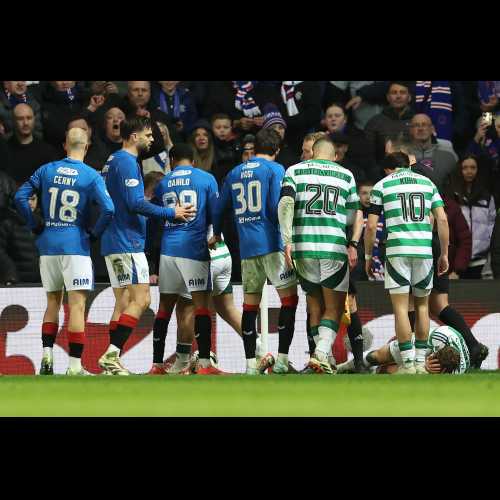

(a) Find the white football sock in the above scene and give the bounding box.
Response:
[277,353,288,365]
[105,344,120,355]
[69,356,82,372]
[43,347,53,359]
[246,358,257,369]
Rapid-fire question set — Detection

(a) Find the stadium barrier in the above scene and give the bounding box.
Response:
[0,281,499,374]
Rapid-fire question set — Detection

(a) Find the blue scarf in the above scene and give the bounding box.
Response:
[4,90,27,108]
[478,81,500,103]
[232,81,261,117]
[159,89,181,119]
[415,81,453,141]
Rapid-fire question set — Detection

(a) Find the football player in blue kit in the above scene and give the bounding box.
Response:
[15,128,115,375]
[211,128,299,375]
[98,118,195,375]
[152,144,224,375]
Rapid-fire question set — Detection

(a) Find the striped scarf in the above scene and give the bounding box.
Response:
[415,81,453,141]
[232,81,261,117]
[281,81,303,117]
[159,89,181,119]
[4,90,27,107]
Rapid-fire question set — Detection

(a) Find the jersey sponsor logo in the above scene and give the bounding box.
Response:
[73,278,90,286]
[125,178,139,187]
[238,215,261,224]
[243,162,260,169]
[57,167,78,176]
[171,169,190,177]
[189,278,205,287]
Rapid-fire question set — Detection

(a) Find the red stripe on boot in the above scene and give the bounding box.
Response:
[156,310,171,320]
[42,322,58,335]
[243,303,260,312]
[118,313,139,329]
[68,331,85,344]
[280,295,299,308]
[195,307,211,317]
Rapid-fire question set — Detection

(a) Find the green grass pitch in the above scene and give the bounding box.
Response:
[1,372,500,416]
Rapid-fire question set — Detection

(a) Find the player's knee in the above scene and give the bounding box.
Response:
[134,293,151,312]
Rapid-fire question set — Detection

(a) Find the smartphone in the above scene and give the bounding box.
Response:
[482,112,493,127]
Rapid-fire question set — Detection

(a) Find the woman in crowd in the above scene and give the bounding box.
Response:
[188,123,216,172]
[446,155,497,279]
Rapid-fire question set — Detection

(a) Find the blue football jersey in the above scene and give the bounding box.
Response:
[213,156,284,259]
[100,149,176,256]
[14,157,114,256]
[155,165,219,261]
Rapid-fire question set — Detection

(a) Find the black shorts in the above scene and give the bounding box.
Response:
[348,277,357,296]
[432,256,449,294]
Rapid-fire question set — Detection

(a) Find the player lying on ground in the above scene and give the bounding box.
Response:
[98,117,195,375]
[337,325,470,374]
[212,128,298,375]
[279,137,363,374]
[15,128,115,375]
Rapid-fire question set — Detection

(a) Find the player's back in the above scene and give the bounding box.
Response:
[35,158,101,256]
[156,165,218,261]
[372,168,442,259]
[224,157,284,259]
[429,325,470,373]
[101,149,145,255]
[285,159,358,261]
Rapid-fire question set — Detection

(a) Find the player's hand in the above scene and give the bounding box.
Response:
[149,274,159,285]
[174,203,196,222]
[365,256,374,279]
[346,96,362,111]
[208,235,221,250]
[87,94,105,112]
[437,254,449,276]
[284,244,293,270]
[347,246,358,270]
[425,354,442,374]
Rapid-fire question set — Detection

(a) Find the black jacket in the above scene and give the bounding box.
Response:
[212,137,242,186]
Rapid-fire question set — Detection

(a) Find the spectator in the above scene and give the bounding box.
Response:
[365,81,414,165]
[0,133,9,172]
[0,81,43,139]
[151,81,198,139]
[322,103,377,180]
[330,131,366,184]
[468,112,500,168]
[324,81,385,130]
[5,104,57,185]
[477,81,500,113]
[241,134,256,162]
[0,193,40,285]
[490,209,500,279]
[85,81,122,126]
[188,122,216,172]
[0,169,16,220]
[211,113,241,186]
[408,113,457,190]
[66,115,109,171]
[41,81,89,149]
[446,155,496,279]
[261,104,298,168]
[142,121,173,175]
[442,194,472,278]
[301,131,327,160]
[0,116,6,137]
[100,106,125,157]
[121,81,181,153]
[280,81,322,156]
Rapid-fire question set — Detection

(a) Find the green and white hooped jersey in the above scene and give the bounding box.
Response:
[370,169,443,259]
[282,159,360,261]
[207,225,230,261]
[428,325,470,374]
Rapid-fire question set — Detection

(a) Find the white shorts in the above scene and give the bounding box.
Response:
[211,253,232,296]
[159,256,211,297]
[385,257,433,297]
[295,258,349,294]
[105,253,150,289]
[389,339,403,366]
[40,255,94,292]
[241,251,296,294]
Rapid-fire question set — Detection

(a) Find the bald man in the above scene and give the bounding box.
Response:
[279,137,363,374]
[408,113,456,190]
[6,103,57,184]
[15,127,115,375]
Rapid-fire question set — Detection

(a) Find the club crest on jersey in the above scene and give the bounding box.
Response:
[112,259,130,282]
[57,167,78,176]
[125,178,139,187]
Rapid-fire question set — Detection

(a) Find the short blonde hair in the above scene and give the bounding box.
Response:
[303,131,327,143]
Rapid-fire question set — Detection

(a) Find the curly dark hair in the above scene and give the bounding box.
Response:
[435,346,461,373]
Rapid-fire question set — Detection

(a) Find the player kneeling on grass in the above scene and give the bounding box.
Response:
[151,144,225,375]
[279,137,363,374]
[365,152,449,375]
[15,128,115,375]
[211,129,298,375]
[338,325,470,374]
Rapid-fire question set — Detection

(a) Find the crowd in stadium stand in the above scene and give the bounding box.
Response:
[1,80,500,285]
